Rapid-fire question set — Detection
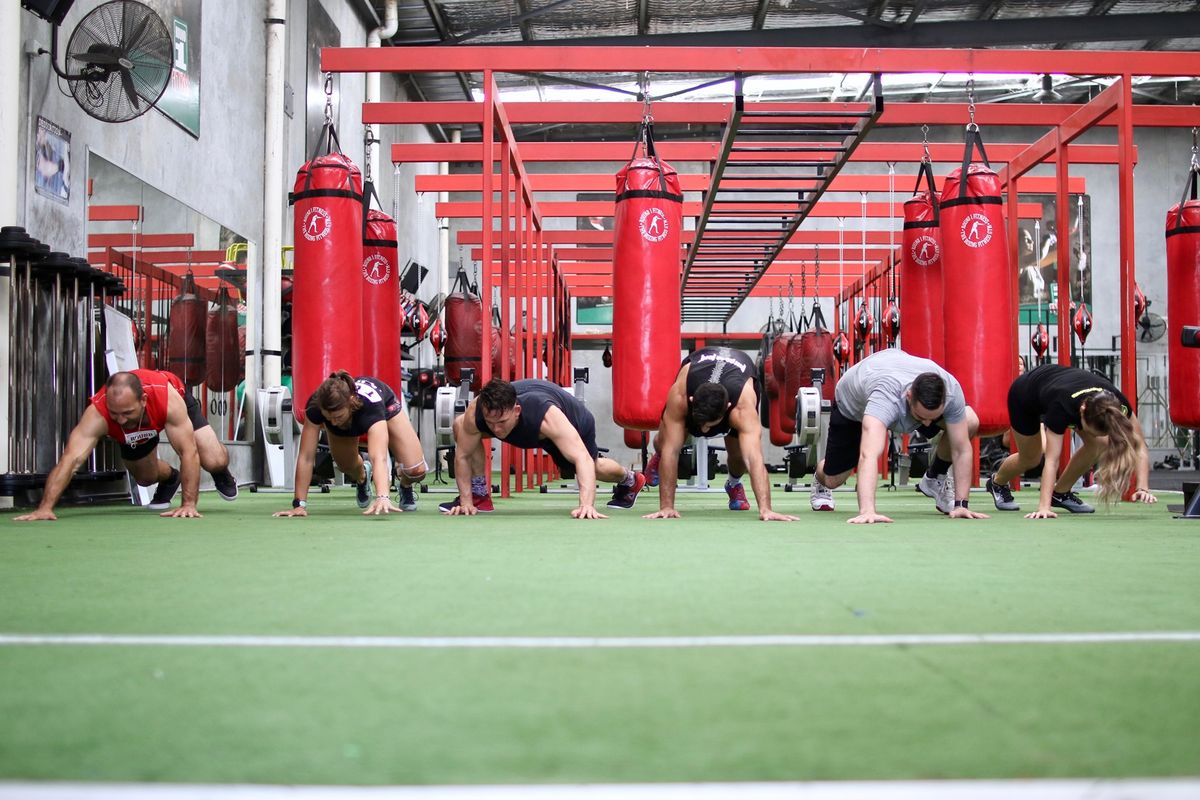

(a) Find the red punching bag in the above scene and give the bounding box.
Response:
[205,286,243,391]
[445,271,485,391]
[1166,169,1200,428]
[166,271,206,386]
[362,209,402,395]
[623,428,648,450]
[797,331,837,402]
[938,129,1015,436]
[289,133,364,422]
[612,124,682,430]
[901,163,944,363]
[772,332,797,434]
[763,352,790,447]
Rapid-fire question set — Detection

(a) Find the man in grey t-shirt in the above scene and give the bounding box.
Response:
[810,349,988,523]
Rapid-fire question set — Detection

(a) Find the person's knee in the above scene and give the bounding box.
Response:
[396,459,427,485]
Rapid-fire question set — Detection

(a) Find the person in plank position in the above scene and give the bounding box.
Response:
[273,371,427,517]
[643,346,798,522]
[442,378,645,518]
[985,363,1156,517]
[14,369,237,521]
[809,349,988,524]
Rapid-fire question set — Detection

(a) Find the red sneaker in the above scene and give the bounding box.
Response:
[437,493,494,513]
[725,480,750,511]
[644,452,660,487]
[606,472,647,510]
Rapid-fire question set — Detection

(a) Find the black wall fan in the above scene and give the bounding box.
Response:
[40,0,174,123]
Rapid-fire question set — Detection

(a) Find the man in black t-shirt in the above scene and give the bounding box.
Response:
[644,347,797,523]
[441,378,645,518]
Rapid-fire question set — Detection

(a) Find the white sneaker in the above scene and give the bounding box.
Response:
[810,480,835,511]
[917,473,955,515]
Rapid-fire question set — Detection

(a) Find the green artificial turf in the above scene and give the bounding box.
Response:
[1,484,1198,784]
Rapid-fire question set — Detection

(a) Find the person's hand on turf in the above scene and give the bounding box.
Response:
[1131,489,1157,504]
[643,508,681,519]
[949,507,990,520]
[447,500,477,516]
[13,508,56,522]
[571,504,608,520]
[272,506,308,518]
[1025,508,1057,519]
[162,504,202,519]
[364,496,402,516]
[848,511,893,524]
[760,509,799,522]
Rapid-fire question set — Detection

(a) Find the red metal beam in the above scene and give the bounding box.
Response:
[87,233,197,249]
[439,199,1045,219]
[87,205,141,222]
[416,173,1086,194]
[326,46,1195,78]
[459,228,964,245]
[476,247,898,264]
[394,141,1129,164]
[1001,81,1123,185]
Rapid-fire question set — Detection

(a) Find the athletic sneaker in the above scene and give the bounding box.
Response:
[607,472,647,510]
[917,472,955,515]
[810,480,835,511]
[212,469,239,502]
[356,460,373,509]
[1051,490,1095,514]
[398,484,418,512]
[644,452,660,487]
[986,475,1019,511]
[726,480,750,511]
[437,493,494,513]
[147,468,181,511]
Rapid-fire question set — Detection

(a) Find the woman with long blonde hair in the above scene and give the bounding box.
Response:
[273,371,426,517]
[986,364,1156,518]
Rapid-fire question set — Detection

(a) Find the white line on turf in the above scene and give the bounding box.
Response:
[1,779,1199,799]
[0,632,1198,649]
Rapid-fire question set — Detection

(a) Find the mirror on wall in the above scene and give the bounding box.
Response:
[86,151,252,443]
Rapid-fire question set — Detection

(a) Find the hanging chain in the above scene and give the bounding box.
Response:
[323,72,334,125]
[1192,126,1199,170]
[363,125,376,182]
[921,124,931,163]
[966,75,977,131]
[639,71,653,125]
[838,217,845,325]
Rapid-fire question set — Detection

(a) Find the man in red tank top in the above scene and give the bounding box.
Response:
[13,369,238,521]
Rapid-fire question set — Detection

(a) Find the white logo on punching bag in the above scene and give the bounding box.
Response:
[960,212,993,248]
[302,207,332,242]
[911,235,940,266]
[639,207,669,243]
[363,254,391,285]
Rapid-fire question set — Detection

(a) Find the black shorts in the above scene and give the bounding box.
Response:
[1006,373,1042,437]
[822,403,942,477]
[542,409,599,472]
[119,392,210,461]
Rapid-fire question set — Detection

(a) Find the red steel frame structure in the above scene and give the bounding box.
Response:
[324,45,1199,495]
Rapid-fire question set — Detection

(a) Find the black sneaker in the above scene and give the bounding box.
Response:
[986,476,1019,511]
[606,472,647,510]
[398,483,417,512]
[212,469,238,502]
[356,460,373,509]
[437,493,494,513]
[147,468,181,511]
[1051,490,1095,514]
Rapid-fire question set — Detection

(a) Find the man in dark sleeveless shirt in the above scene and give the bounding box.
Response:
[14,370,237,521]
[644,347,798,522]
[441,378,645,518]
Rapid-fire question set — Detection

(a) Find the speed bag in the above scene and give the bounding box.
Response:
[901,191,945,364]
[166,273,206,386]
[772,333,797,434]
[290,153,364,423]
[1166,197,1200,427]
[611,156,682,430]
[362,210,403,397]
[445,291,484,390]
[938,164,1015,436]
[795,330,837,402]
[763,353,791,447]
[205,287,243,392]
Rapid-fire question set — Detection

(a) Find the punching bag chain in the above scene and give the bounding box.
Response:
[965,76,977,132]
[323,72,334,125]
[1192,126,1199,171]
[921,124,931,164]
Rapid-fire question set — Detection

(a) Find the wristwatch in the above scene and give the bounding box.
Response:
[953,499,969,509]
[292,498,307,509]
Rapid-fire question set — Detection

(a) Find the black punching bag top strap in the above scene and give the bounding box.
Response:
[1170,162,1200,236]
[912,159,941,225]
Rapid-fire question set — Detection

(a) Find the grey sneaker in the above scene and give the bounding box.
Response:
[398,483,418,512]
[810,480,835,511]
[355,460,373,509]
[918,473,954,515]
[986,476,1019,511]
[1051,490,1095,514]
